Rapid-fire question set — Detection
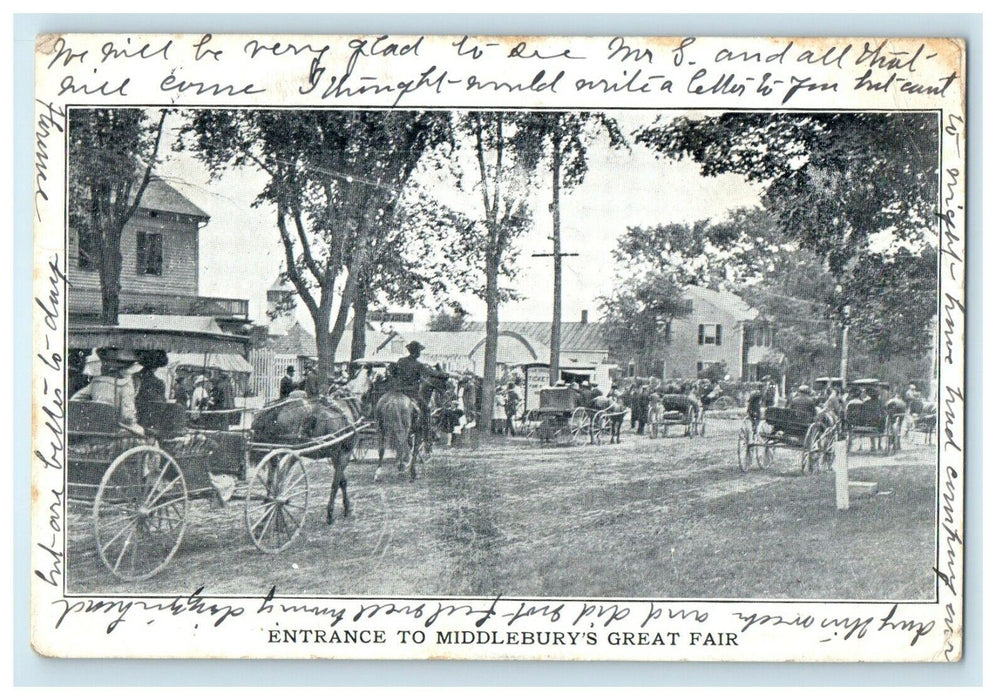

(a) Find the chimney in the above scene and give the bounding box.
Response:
[581,309,588,325]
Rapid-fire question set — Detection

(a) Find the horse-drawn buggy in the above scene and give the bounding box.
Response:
[650,393,705,438]
[737,405,838,474]
[67,324,367,581]
[844,379,904,455]
[535,386,592,445]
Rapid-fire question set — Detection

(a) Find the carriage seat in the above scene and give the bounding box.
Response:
[846,400,883,429]
[68,400,120,435]
[138,401,187,438]
[764,406,812,430]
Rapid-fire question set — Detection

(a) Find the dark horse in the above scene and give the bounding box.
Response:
[251,395,360,524]
[374,373,451,483]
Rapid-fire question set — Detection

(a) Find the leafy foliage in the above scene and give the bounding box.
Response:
[69,108,168,324]
[180,110,464,373]
[635,112,939,277]
[634,112,939,386]
[599,269,692,374]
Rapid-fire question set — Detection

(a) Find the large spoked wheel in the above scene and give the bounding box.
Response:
[93,445,188,582]
[802,423,822,474]
[569,408,591,445]
[592,413,612,445]
[818,426,837,471]
[737,420,754,473]
[245,449,309,553]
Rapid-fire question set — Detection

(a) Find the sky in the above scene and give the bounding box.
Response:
[156,110,764,330]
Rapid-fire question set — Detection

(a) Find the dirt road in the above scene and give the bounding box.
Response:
[66,418,937,601]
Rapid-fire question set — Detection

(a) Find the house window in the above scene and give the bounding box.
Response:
[698,323,722,346]
[77,228,98,270]
[136,231,163,276]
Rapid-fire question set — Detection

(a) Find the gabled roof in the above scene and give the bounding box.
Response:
[685,285,758,322]
[268,275,294,294]
[267,320,317,357]
[138,177,209,220]
[463,321,611,354]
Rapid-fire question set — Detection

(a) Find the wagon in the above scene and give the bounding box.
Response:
[844,379,901,455]
[67,324,366,581]
[536,386,591,445]
[657,394,705,438]
[737,405,837,474]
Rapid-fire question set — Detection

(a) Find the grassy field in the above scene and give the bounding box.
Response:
[66,418,937,600]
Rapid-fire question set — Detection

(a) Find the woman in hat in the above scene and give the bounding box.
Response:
[70,347,144,435]
[189,374,213,411]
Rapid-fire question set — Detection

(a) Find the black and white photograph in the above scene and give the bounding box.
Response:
[31,33,966,662]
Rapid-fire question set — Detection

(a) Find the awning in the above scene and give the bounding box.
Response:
[168,352,253,374]
[70,323,250,355]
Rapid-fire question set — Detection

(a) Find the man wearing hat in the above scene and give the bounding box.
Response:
[70,347,144,435]
[396,340,437,445]
[279,365,298,400]
[789,384,816,421]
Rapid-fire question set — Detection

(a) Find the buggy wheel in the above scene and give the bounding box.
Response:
[802,423,821,473]
[737,421,754,473]
[246,449,309,554]
[592,413,612,445]
[94,445,188,582]
[569,408,591,445]
[819,427,837,471]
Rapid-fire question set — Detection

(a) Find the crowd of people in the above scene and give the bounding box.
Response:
[69,347,244,435]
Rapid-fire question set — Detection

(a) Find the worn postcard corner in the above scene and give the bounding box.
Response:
[30,33,966,663]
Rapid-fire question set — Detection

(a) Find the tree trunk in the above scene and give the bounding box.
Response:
[313,303,335,380]
[549,128,563,385]
[480,247,500,433]
[350,284,368,363]
[98,227,123,325]
[327,263,359,370]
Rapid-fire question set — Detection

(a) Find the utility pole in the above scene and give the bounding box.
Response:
[532,243,579,385]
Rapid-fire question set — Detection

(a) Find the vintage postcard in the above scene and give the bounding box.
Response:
[31,33,966,661]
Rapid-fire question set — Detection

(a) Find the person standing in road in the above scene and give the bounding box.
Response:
[279,365,297,399]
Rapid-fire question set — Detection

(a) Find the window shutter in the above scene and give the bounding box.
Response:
[136,232,145,275]
[716,324,722,346]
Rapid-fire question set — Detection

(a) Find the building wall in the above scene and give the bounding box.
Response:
[68,209,201,302]
[661,296,745,380]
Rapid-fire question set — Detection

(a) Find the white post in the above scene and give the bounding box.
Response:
[834,439,850,510]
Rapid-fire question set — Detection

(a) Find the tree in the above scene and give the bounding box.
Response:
[427,303,469,332]
[635,113,940,384]
[599,269,692,378]
[182,110,451,377]
[635,112,939,277]
[449,112,536,431]
[69,108,168,324]
[517,113,626,383]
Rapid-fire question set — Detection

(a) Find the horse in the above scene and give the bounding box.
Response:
[373,373,451,482]
[250,395,358,524]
